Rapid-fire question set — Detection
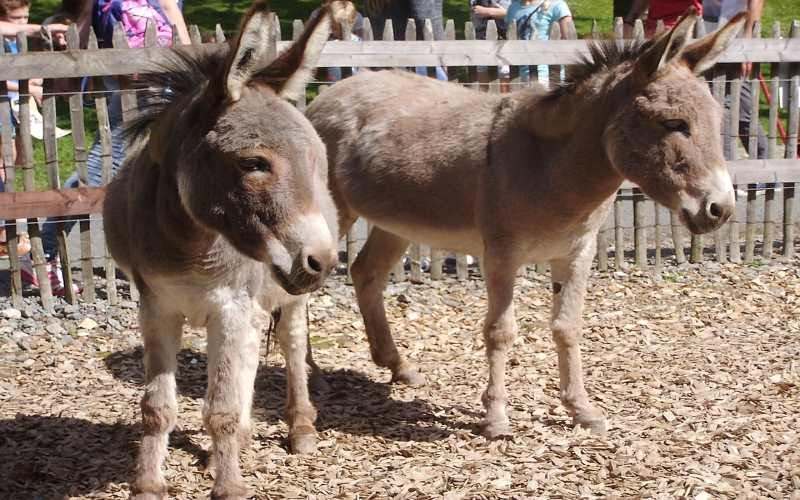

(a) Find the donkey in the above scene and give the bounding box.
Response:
[103,2,345,498]
[307,12,744,439]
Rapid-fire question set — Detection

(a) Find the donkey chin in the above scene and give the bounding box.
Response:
[677,190,735,235]
[264,223,338,296]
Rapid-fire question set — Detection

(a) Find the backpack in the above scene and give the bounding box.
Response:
[93,0,173,49]
[516,2,544,41]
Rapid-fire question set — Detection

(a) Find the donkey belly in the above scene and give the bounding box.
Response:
[369,219,484,255]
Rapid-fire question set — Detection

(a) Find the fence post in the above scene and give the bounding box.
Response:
[654,204,663,271]
[14,33,54,310]
[783,21,799,258]
[0,38,23,307]
[763,22,782,260]
[596,206,611,272]
[114,23,139,302]
[41,35,77,304]
[66,25,96,302]
[83,30,117,306]
[725,74,739,265]
[632,20,647,269]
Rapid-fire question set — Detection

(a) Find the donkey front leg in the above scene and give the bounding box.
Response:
[277,296,318,454]
[479,252,519,439]
[204,292,261,500]
[351,227,424,386]
[549,253,607,434]
[132,294,184,500]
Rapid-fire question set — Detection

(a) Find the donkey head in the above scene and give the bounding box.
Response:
[604,12,744,234]
[148,1,343,295]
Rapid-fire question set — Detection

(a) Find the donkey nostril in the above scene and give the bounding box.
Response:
[306,254,323,274]
[708,202,723,219]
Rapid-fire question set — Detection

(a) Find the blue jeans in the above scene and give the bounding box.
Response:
[368,0,447,80]
[41,77,126,260]
[369,0,445,41]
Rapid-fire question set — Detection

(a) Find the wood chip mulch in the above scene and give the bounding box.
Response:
[1,259,798,499]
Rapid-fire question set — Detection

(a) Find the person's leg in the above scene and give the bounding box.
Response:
[737,82,768,159]
[409,0,444,40]
[40,173,81,261]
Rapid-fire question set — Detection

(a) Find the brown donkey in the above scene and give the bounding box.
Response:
[103,2,346,498]
[307,12,744,439]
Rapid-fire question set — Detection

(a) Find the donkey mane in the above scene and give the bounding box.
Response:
[125,47,229,143]
[546,39,653,99]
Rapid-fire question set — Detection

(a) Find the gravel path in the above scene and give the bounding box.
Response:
[1,258,798,499]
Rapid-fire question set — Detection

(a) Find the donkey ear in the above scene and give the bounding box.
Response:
[634,9,697,80]
[253,1,351,100]
[225,0,279,102]
[680,12,745,74]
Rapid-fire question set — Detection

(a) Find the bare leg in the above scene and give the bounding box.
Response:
[277,296,318,454]
[131,293,184,500]
[550,249,607,434]
[204,291,260,499]
[351,227,423,385]
[479,250,519,439]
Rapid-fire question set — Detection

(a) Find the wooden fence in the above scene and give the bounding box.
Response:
[1,16,799,310]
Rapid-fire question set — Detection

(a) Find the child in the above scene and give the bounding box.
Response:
[0,0,69,289]
[0,0,56,259]
[505,0,573,86]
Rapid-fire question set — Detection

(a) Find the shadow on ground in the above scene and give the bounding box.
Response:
[0,414,206,499]
[105,346,463,446]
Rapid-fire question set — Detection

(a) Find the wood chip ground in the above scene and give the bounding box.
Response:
[1,259,798,499]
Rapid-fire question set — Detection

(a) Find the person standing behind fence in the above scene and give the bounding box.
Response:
[19,0,189,296]
[0,0,64,259]
[505,0,572,86]
[472,0,510,89]
[702,0,766,162]
[365,0,448,80]
[624,0,702,36]
[471,0,509,39]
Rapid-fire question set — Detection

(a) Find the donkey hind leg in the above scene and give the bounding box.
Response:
[550,254,607,434]
[204,292,261,500]
[277,296,319,454]
[478,251,519,439]
[350,226,424,386]
[131,294,184,500]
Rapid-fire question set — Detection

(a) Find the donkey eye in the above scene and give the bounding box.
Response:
[239,157,272,173]
[662,119,690,136]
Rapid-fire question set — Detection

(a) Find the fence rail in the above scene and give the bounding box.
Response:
[1,16,799,309]
[2,38,800,81]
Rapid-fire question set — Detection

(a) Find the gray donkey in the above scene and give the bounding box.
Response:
[308,12,744,439]
[103,2,348,498]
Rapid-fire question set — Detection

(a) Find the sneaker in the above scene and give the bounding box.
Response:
[46,260,81,297]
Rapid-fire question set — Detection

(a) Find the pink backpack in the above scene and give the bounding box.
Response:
[94,0,173,48]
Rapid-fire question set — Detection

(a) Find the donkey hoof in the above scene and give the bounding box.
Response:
[131,476,168,500]
[131,493,167,500]
[573,414,607,435]
[391,366,426,386]
[211,481,250,500]
[289,429,317,455]
[479,419,513,440]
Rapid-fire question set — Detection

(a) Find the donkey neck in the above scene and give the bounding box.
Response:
[146,155,222,272]
[508,73,627,209]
